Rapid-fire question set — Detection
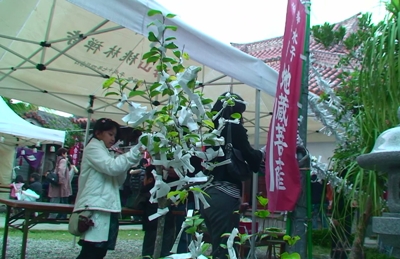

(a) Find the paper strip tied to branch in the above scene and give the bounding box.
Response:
[170,210,194,254]
[149,169,171,204]
[227,228,239,259]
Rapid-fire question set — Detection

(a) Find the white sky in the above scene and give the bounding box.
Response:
[157,0,387,44]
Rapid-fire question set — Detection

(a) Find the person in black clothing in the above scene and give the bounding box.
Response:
[126,158,148,216]
[136,165,174,258]
[201,92,265,259]
[28,173,42,201]
[168,156,202,253]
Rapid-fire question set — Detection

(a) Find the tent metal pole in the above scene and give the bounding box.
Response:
[0,34,39,45]
[41,0,56,64]
[84,95,95,145]
[250,89,261,258]
[0,44,37,66]
[47,25,124,44]
[0,48,41,81]
[44,68,102,77]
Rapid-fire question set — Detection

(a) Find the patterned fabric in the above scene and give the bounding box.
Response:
[205,181,240,199]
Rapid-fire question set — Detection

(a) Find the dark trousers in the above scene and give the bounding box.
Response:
[201,187,240,259]
[142,223,175,258]
[76,242,107,259]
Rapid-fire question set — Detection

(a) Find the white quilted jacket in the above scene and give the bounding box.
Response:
[73,138,141,213]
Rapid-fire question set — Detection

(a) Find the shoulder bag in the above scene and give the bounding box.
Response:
[68,207,94,236]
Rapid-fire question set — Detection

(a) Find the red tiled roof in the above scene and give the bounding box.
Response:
[231,13,361,94]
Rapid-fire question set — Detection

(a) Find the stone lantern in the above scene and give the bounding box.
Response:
[357,126,400,258]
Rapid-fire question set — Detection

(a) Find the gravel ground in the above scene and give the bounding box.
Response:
[0,237,273,259]
[0,237,143,259]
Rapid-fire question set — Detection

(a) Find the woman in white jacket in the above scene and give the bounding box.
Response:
[74,118,142,259]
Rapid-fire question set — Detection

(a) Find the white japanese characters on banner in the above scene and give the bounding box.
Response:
[265,0,306,212]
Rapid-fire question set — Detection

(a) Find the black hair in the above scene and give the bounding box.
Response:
[139,158,148,167]
[91,118,121,143]
[56,147,68,157]
[15,175,24,183]
[30,173,40,182]
[211,92,246,128]
[145,165,156,180]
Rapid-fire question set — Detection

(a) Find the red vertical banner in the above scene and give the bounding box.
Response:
[69,143,81,165]
[265,0,306,212]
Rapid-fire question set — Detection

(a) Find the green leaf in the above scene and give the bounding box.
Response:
[134,80,143,90]
[182,52,190,60]
[173,64,184,74]
[254,209,270,218]
[165,42,179,49]
[103,77,116,89]
[150,82,162,91]
[162,88,174,96]
[142,51,159,59]
[167,131,179,137]
[281,252,301,259]
[140,136,148,146]
[165,25,178,31]
[167,190,181,199]
[150,90,161,97]
[147,55,160,63]
[202,120,214,128]
[104,92,119,97]
[203,139,216,146]
[201,243,211,253]
[166,13,177,18]
[165,36,176,41]
[231,113,242,119]
[257,195,269,207]
[162,57,177,63]
[173,50,181,59]
[129,90,146,98]
[202,98,214,105]
[147,9,163,17]
[147,31,159,42]
[206,111,214,119]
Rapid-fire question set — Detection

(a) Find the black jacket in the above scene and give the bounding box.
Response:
[208,123,263,189]
[28,181,42,201]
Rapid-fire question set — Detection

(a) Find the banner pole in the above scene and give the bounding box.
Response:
[293,0,313,258]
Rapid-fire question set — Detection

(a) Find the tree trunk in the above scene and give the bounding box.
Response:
[153,197,167,259]
[348,198,373,259]
[152,163,167,259]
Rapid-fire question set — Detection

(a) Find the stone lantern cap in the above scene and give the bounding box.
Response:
[357,126,400,172]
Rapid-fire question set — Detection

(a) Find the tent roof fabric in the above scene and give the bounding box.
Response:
[0,0,331,144]
[0,98,65,146]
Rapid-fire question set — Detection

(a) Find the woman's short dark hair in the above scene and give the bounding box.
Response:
[139,158,148,167]
[92,118,121,143]
[30,173,40,182]
[56,148,68,157]
[211,92,246,127]
[15,175,24,183]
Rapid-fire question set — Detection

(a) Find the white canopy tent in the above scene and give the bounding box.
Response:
[0,98,66,146]
[0,97,65,198]
[0,0,328,146]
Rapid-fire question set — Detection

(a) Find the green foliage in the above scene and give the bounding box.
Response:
[311,22,346,49]
[311,229,332,248]
[313,6,400,258]
[365,248,397,259]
